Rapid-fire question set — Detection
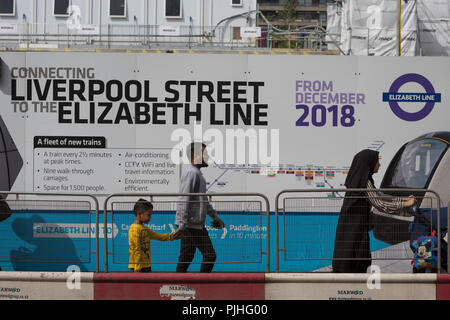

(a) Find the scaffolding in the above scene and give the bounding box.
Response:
[0,10,342,54]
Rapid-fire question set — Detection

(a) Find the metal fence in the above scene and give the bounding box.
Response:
[0,22,336,52]
[0,23,237,50]
[0,190,447,273]
[0,192,100,272]
[275,188,448,273]
[103,193,271,272]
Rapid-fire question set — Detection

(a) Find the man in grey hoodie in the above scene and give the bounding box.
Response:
[175,142,225,273]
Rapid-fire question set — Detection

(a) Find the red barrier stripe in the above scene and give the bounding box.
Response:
[94,273,265,300]
[437,274,450,300]
[94,272,265,283]
[437,274,450,283]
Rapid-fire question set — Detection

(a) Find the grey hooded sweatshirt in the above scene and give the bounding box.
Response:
[175,164,218,230]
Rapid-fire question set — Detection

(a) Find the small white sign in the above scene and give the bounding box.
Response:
[159,26,181,36]
[240,27,261,38]
[77,25,99,35]
[33,223,118,239]
[160,285,196,300]
[0,23,17,34]
[19,43,59,49]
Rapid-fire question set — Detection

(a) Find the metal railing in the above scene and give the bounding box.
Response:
[0,190,447,273]
[103,193,270,272]
[0,192,100,272]
[275,188,447,273]
[0,23,235,49]
[0,22,338,52]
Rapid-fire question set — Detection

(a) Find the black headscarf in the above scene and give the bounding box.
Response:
[345,149,379,189]
[332,149,379,273]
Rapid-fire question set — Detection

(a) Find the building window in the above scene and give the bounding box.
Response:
[0,0,15,16]
[231,0,243,6]
[53,0,71,17]
[109,0,127,18]
[165,0,182,19]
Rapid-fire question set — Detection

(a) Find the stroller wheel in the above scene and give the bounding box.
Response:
[413,267,425,273]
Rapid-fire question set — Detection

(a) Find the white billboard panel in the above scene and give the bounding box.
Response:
[0,52,448,207]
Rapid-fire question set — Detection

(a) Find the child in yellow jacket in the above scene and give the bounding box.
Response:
[129,198,182,272]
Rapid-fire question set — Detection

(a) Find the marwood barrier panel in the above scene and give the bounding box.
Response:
[0,272,449,300]
[0,192,100,272]
[275,188,448,274]
[103,193,271,273]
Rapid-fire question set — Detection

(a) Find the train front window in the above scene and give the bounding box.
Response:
[388,139,447,189]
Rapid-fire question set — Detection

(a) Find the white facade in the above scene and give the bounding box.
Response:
[0,0,258,48]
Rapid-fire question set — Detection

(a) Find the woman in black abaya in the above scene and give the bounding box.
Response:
[332,149,417,273]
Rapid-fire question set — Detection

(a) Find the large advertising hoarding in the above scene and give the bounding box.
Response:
[0,52,448,272]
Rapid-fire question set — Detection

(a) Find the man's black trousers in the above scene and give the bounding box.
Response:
[176,226,216,273]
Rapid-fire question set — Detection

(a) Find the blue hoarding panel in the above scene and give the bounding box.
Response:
[0,209,414,272]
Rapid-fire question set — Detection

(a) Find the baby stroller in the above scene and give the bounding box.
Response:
[409,206,448,273]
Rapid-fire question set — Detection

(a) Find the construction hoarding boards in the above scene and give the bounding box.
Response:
[0,52,448,272]
[1,52,448,199]
[330,0,450,56]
